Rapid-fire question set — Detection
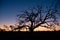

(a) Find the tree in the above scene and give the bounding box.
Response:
[17,5,60,32]
[13,25,29,31]
[3,25,9,31]
[0,28,5,31]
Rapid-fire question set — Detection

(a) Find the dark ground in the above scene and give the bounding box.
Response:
[0,31,60,40]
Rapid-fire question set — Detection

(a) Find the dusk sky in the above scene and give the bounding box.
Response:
[0,0,60,27]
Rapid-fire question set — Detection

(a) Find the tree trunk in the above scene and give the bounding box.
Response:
[29,21,34,32]
[29,27,34,32]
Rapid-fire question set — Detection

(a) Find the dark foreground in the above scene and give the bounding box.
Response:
[0,31,60,40]
[0,30,60,32]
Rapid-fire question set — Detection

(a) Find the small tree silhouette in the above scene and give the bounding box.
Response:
[0,28,5,32]
[10,25,15,31]
[17,5,60,32]
[3,25,9,31]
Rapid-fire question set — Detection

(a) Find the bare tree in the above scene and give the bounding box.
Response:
[17,5,60,32]
[13,25,29,31]
[0,28,5,31]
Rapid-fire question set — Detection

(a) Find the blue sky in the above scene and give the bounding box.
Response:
[0,0,60,26]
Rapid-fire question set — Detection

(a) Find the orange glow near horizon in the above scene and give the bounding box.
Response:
[0,21,60,31]
[0,24,60,31]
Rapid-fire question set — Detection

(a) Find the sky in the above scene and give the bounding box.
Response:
[0,0,60,28]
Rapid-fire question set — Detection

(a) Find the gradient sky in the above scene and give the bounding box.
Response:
[0,0,60,26]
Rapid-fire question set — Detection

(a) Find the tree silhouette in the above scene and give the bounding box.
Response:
[13,25,29,31]
[10,25,15,31]
[16,5,60,32]
[0,28,5,31]
[3,25,9,31]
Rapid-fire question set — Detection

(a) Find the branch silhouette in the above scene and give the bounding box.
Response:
[16,5,60,32]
